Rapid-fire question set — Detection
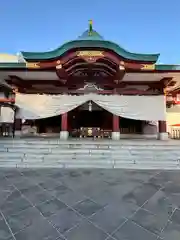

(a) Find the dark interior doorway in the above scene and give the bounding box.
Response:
[120,117,143,133]
[68,109,112,130]
[35,115,61,133]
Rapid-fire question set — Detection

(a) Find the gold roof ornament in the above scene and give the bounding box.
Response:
[141,64,155,70]
[26,62,40,69]
[88,20,93,36]
[77,51,104,57]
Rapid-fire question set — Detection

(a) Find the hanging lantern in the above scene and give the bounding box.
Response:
[88,101,92,112]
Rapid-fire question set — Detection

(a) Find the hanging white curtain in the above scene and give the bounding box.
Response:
[16,94,90,119]
[92,94,165,121]
[16,93,166,121]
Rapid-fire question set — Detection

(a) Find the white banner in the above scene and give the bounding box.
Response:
[16,93,166,121]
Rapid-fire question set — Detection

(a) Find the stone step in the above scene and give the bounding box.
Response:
[0,157,22,162]
[1,143,180,150]
[129,150,180,155]
[1,139,180,169]
[0,160,177,169]
[3,147,180,156]
[2,153,177,161]
[1,140,180,146]
[17,163,112,169]
[7,148,50,153]
[0,152,24,158]
[1,139,180,145]
[2,151,180,159]
[51,148,112,153]
[0,157,179,169]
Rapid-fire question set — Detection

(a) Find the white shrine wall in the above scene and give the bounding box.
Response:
[0,92,5,98]
[0,106,14,123]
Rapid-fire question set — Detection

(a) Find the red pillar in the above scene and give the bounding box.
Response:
[60,112,69,140]
[112,89,120,140]
[112,114,120,140]
[158,120,168,140]
[113,114,119,132]
[158,121,167,133]
[61,112,68,131]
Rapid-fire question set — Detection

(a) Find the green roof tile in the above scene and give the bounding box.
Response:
[0,62,26,68]
[77,29,104,40]
[155,64,180,71]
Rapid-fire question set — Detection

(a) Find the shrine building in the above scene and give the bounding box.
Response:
[0,21,180,140]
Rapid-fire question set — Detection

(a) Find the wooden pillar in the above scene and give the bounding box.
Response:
[158,121,167,133]
[60,112,69,140]
[112,88,120,140]
[112,114,120,140]
[61,112,68,131]
[14,118,22,137]
[158,120,168,140]
[113,115,119,132]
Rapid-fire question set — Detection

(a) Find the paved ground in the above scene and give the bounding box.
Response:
[0,169,180,240]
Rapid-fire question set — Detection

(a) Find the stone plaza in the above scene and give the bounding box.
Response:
[0,168,180,240]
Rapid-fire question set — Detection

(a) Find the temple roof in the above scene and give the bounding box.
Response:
[21,39,160,63]
[20,21,160,62]
[1,22,180,71]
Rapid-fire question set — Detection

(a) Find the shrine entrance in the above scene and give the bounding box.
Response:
[68,102,112,138]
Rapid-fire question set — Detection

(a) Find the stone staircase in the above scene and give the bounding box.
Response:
[1,138,180,169]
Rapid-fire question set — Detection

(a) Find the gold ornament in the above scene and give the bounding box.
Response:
[56,64,62,69]
[141,64,155,70]
[26,62,40,68]
[77,51,104,57]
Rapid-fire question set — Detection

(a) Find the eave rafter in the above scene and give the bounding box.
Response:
[55,67,69,84]
[97,57,118,69]
[68,68,113,77]
[7,75,33,91]
[66,64,117,77]
[65,62,117,73]
[160,77,173,87]
[145,77,173,94]
[62,56,119,79]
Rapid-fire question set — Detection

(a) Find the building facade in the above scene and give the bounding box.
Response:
[0,22,179,140]
[0,79,16,137]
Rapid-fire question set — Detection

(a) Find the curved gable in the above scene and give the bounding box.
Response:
[21,39,159,62]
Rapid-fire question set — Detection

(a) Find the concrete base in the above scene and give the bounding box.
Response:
[15,130,22,136]
[60,131,69,140]
[112,132,120,140]
[158,132,169,140]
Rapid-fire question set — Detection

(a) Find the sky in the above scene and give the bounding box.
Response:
[0,0,180,64]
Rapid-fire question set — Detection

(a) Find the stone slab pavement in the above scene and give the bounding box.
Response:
[0,168,180,239]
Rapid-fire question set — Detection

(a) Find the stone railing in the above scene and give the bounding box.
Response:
[170,127,180,139]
